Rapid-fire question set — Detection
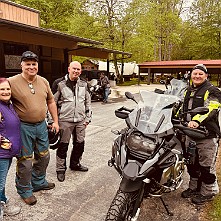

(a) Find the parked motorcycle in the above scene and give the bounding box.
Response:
[105,89,208,221]
[155,77,189,99]
[88,79,103,101]
[159,72,190,90]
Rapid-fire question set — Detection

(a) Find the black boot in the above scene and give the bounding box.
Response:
[57,171,65,182]
[69,141,85,170]
[191,194,214,204]
[70,164,88,172]
[181,188,199,198]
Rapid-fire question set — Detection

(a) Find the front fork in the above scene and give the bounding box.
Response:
[123,182,145,219]
[131,182,145,218]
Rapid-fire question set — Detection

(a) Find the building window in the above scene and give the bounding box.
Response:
[3,43,28,74]
[4,43,28,55]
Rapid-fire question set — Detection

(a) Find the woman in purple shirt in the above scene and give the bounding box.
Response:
[0,78,21,220]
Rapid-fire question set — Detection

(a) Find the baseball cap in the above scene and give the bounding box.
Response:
[21,51,38,62]
[192,64,208,74]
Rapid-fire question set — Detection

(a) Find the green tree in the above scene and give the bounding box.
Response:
[174,0,221,59]
[189,0,221,59]
[13,0,94,36]
[88,0,136,83]
[133,0,183,61]
[12,0,220,63]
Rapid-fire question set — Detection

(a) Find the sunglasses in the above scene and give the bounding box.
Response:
[22,53,38,61]
[28,83,35,94]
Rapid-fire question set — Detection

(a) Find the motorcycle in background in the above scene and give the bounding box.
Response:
[155,77,189,99]
[88,79,103,101]
[105,89,208,221]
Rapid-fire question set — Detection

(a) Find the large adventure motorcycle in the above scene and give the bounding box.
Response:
[105,87,208,221]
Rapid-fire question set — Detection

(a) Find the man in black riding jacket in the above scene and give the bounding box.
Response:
[180,64,221,204]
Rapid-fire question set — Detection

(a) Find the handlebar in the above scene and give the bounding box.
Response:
[173,123,208,139]
[118,106,133,113]
[115,106,134,119]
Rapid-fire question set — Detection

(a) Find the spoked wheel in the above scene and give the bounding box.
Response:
[105,188,140,221]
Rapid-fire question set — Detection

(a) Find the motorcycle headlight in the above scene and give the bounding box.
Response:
[126,132,156,158]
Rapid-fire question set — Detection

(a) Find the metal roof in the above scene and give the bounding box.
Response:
[139,60,221,68]
[138,60,221,75]
[71,45,132,58]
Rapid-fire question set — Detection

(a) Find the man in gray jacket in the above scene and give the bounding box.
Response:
[54,61,92,182]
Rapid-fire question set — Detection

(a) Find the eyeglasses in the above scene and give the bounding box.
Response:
[28,83,35,94]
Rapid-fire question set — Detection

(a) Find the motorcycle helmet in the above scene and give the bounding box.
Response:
[48,128,61,150]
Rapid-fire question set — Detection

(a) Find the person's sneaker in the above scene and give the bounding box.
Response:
[191,194,214,205]
[33,182,55,192]
[57,172,65,182]
[22,195,37,206]
[70,164,88,172]
[181,188,199,198]
[3,199,21,216]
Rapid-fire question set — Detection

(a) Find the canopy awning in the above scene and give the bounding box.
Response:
[138,60,221,74]
[69,45,132,60]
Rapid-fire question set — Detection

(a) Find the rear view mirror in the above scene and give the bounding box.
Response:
[125,92,138,104]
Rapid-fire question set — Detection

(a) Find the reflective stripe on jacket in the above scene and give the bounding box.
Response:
[183,80,221,137]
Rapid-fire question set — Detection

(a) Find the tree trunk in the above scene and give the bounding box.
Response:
[113,54,122,84]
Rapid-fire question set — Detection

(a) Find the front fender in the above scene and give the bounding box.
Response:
[120,177,143,192]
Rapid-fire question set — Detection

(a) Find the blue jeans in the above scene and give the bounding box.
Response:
[0,158,12,203]
[16,121,50,198]
[103,87,110,102]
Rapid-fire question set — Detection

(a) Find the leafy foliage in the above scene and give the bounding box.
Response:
[174,0,221,59]
[13,0,95,37]
[11,0,221,62]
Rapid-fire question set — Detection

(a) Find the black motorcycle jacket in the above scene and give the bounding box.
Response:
[182,80,221,137]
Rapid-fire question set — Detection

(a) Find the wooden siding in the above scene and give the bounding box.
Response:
[52,48,64,60]
[0,1,39,27]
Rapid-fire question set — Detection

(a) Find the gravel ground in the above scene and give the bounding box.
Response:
[3,84,220,221]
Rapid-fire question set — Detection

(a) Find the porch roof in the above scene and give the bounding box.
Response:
[0,18,131,59]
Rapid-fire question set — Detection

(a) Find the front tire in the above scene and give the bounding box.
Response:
[105,188,139,221]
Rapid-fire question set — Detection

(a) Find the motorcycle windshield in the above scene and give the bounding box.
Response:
[164,78,187,99]
[128,90,180,135]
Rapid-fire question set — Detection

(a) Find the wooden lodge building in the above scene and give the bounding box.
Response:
[0,0,131,84]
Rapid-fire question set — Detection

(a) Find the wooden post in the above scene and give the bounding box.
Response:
[147,68,151,85]
[0,41,5,77]
[138,66,140,86]
[63,48,69,73]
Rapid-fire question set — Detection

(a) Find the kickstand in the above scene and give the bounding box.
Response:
[159,196,173,216]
